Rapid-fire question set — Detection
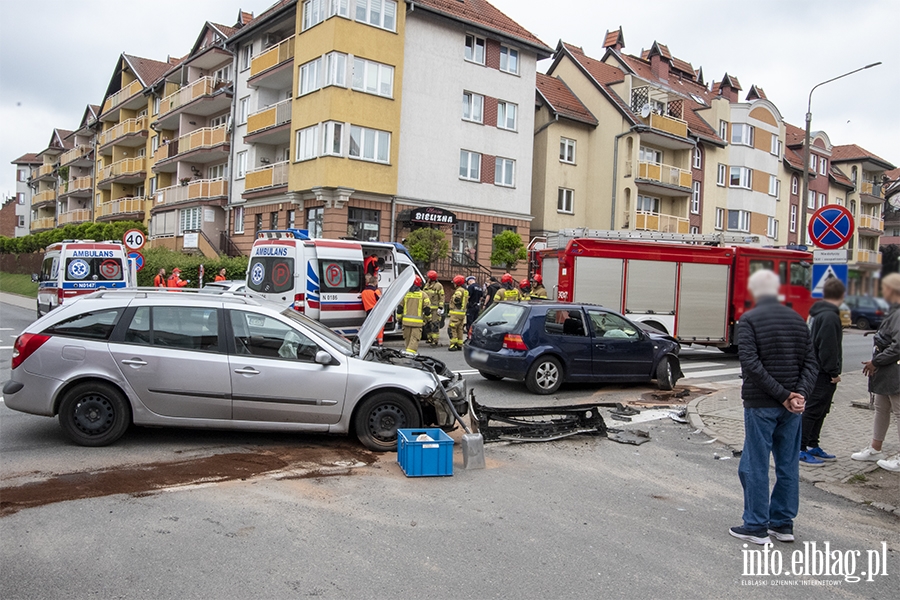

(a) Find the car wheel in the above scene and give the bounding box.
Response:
[354,392,421,452]
[58,382,131,447]
[36,302,42,319]
[479,371,503,381]
[856,317,870,330]
[656,356,677,391]
[526,356,563,395]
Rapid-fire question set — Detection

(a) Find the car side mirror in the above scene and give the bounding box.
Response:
[315,350,335,366]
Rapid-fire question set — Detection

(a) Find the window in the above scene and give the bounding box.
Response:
[234,206,244,234]
[497,101,517,131]
[790,204,797,233]
[791,175,798,195]
[236,151,247,178]
[296,125,319,162]
[835,197,844,206]
[325,51,347,87]
[850,199,857,214]
[17,216,24,227]
[717,164,726,186]
[287,210,295,229]
[807,190,815,209]
[637,195,660,214]
[693,147,702,169]
[494,157,515,187]
[770,136,782,156]
[500,45,519,74]
[809,154,817,170]
[122,306,219,352]
[731,123,754,146]
[639,146,662,164]
[769,175,779,198]
[727,209,750,232]
[322,121,343,156]
[213,65,231,83]
[729,166,752,189]
[355,0,397,31]
[299,58,321,95]
[715,208,724,230]
[46,309,123,341]
[153,96,161,116]
[230,311,320,361]
[462,92,484,123]
[459,150,481,181]
[17,168,27,181]
[348,207,380,241]
[270,211,279,229]
[691,181,701,213]
[819,157,827,175]
[238,97,249,124]
[307,207,323,237]
[209,113,229,128]
[351,57,393,98]
[240,43,253,71]
[151,135,159,154]
[255,213,263,235]
[452,220,479,259]
[303,0,350,30]
[208,163,226,180]
[818,192,826,209]
[690,226,700,235]
[17,192,25,204]
[180,207,201,233]
[349,126,390,163]
[465,34,486,64]
[560,138,576,163]
[719,120,728,140]
[558,188,574,213]
[767,217,778,240]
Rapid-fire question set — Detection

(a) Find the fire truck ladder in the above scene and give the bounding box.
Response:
[546,229,761,249]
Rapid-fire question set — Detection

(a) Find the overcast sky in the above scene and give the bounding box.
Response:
[1,0,895,203]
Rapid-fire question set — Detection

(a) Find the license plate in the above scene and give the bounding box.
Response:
[470,350,488,362]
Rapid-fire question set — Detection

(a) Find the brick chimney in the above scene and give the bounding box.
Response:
[717,73,741,103]
[648,42,670,82]
[603,27,625,52]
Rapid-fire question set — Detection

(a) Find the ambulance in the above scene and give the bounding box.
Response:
[246,229,418,336]
[35,240,133,317]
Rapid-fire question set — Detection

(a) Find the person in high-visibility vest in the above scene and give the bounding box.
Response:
[531,274,548,299]
[519,278,532,301]
[400,275,431,355]
[214,268,227,282]
[423,270,444,346]
[153,268,168,288]
[448,275,469,351]
[167,268,189,288]
[493,273,521,303]
[361,275,384,346]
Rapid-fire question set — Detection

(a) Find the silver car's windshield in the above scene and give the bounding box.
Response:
[280,308,353,355]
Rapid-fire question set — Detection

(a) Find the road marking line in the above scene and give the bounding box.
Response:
[0,346,13,350]
[0,328,13,331]
[681,367,743,379]
[680,361,725,370]
[456,369,480,375]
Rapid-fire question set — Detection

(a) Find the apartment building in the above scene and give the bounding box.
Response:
[56,105,100,227]
[10,153,41,236]
[29,129,74,233]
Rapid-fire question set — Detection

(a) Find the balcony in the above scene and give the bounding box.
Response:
[856,249,882,266]
[57,209,92,225]
[60,176,94,198]
[245,99,292,145]
[96,197,147,221]
[33,164,56,180]
[858,214,884,233]
[244,161,289,193]
[860,181,883,201]
[156,77,231,127]
[102,80,144,115]
[32,190,56,206]
[31,217,56,231]
[250,36,295,79]
[152,125,230,172]
[634,210,690,234]
[635,161,692,195]
[98,116,149,149]
[59,145,92,167]
[648,112,688,139]
[97,157,146,187]
[153,178,228,207]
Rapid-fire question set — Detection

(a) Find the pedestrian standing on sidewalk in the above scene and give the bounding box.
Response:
[853,273,900,472]
[730,269,818,546]
[800,277,845,466]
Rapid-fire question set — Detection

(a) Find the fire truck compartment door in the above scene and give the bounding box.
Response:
[676,263,729,341]
[625,260,676,315]
[574,257,623,310]
[540,255,559,300]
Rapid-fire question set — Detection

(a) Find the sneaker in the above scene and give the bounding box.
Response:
[806,447,836,461]
[876,457,900,472]
[799,450,825,467]
[851,446,886,462]
[767,525,795,542]
[729,526,772,545]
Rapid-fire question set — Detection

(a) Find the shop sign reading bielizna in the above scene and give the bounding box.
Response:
[411,207,457,225]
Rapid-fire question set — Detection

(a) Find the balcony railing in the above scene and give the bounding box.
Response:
[635,210,690,234]
[856,249,882,265]
[57,209,92,225]
[102,79,144,114]
[860,181,882,198]
[32,190,56,205]
[67,176,94,194]
[98,157,146,182]
[858,214,884,232]
[98,116,148,147]
[60,145,92,166]
[637,161,692,189]
[34,164,55,179]
[31,217,55,231]
[97,197,147,219]
[154,178,228,206]
[250,35,295,77]
[247,99,292,135]
[153,125,229,163]
[159,77,223,118]
[244,161,289,192]
[648,113,688,138]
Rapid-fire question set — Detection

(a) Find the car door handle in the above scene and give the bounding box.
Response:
[121,358,147,366]
[233,367,260,375]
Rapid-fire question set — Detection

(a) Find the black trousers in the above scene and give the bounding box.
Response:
[801,371,837,449]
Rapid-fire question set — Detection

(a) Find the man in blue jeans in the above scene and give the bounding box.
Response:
[731,269,818,545]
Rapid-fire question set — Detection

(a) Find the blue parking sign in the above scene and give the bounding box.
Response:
[811,264,848,298]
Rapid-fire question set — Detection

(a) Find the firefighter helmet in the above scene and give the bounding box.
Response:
[501,273,514,284]
[413,275,423,288]
[453,275,466,286]
[427,270,438,281]
[532,274,542,284]
[520,279,530,290]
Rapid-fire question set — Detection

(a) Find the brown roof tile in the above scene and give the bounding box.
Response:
[671,56,693,75]
[11,152,42,165]
[830,165,854,188]
[603,28,624,48]
[784,122,805,147]
[240,10,254,25]
[536,73,598,126]
[124,54,173,87]
[831,144,895,168]
[211,22,239,38]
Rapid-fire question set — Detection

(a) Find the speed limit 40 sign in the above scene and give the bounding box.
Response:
[123,229,146,251]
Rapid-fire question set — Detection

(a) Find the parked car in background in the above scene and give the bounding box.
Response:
[839,302,852,328]
[3,269,467,451]
[844,295,888,330]
[464,301,683,394]
[202,280,246,294]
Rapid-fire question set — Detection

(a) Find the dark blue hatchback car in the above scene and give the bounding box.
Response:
[464,301,683,394]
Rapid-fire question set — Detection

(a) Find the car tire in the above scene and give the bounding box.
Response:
[526,356,563,395]
[656,356,677,391]
[856,317,870,330]
[354,392,421,452]
[479,371,503,381]
[58,382,131,447]
[36,302,42,319]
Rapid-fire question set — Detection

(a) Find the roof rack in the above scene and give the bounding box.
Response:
[84,287,267,306]
[545,229,761,249]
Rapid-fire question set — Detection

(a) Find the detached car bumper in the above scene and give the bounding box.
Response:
[463,345,530,380]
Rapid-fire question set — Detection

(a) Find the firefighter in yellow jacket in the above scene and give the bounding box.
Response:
[401,275,431,354]
[530,274,548,299]
[448,275,469,351]
[423,270,444,346]
[493,273,521,303]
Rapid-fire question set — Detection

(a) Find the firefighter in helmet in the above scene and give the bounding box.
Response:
[493,273,521,303]
[423,269,444,346]
[448,275,469,351]
[519,278,532,301]
[531,274,547,299]
[400,275,431,355]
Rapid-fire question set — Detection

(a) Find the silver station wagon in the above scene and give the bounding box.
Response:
[4,269,467,451]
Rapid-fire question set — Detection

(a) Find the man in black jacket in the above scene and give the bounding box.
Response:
[730,269,818,546]
[801,277,845,466]
[483,276,501,311]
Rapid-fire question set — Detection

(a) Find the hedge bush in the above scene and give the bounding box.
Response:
[0,221,147,255]
[138,246,249,287]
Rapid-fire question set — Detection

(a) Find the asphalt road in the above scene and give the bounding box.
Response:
[1,301,896,599]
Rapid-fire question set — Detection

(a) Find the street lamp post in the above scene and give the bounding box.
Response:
[798,62,882,247]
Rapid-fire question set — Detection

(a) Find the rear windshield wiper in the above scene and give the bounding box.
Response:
[486,320,507,326]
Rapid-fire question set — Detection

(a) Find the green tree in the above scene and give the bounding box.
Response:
[491,229,527,271]
[406,227,449,269]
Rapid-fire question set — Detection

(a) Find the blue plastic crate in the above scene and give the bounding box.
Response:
[397,428,454,477]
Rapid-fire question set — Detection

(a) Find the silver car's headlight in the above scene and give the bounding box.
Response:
[444,376,466,400]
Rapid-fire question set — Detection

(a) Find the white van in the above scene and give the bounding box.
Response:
[36,240,132,317]
[246,229,418,336]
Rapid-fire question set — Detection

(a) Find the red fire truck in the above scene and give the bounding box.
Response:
[533,230,813,350]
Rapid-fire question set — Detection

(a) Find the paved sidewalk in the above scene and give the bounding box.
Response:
[0,291,35,311]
